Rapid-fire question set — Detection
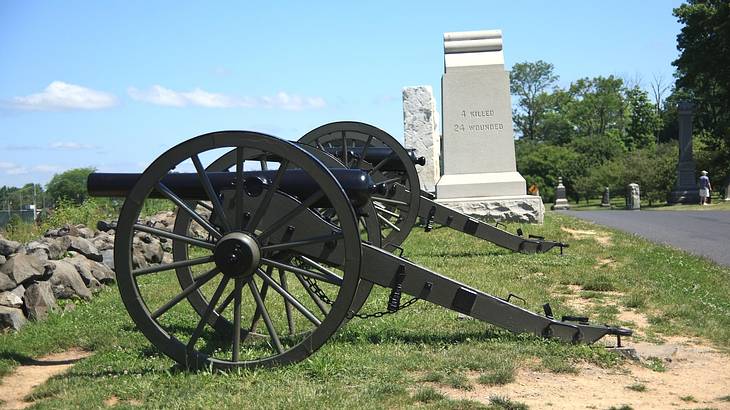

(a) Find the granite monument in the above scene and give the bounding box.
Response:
[403,85,440,193]
[669,102,699,203]
[436,29,543,223]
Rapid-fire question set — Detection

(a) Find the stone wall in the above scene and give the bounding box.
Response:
[0,211,177,331]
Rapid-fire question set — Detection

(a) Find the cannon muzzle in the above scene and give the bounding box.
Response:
[87,169,375,208]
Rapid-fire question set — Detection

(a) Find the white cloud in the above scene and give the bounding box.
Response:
[128,85,326,110]
[11,81,118,111]
[50,141,97,150]
[32,164,61,172]
[0,161,15,169]
[6,166,28,175]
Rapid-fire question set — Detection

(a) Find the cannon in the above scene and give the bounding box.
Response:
[298,121,567,254]
[88,130,630,369]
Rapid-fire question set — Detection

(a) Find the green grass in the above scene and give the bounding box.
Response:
[626,383,647,392]
[1,212,729,408]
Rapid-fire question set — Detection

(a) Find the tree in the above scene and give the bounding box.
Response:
[510,60,559,140]
[566,76,626,138]
[673,0,730,152]
[46,167,96,205]
[625,87,661,150]
[515,141,582,202]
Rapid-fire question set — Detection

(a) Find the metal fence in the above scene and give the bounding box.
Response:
[0,210,37,228]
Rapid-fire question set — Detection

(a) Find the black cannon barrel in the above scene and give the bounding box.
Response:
[322,146,425,171]
[87,169,375,208]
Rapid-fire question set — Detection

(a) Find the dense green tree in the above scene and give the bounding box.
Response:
[673,0,730,149]
[673,0,730,188]
[625,87,662,150]
[566,76,626,138]
[46,167,96,204]
[510,60,559,140]
[515,141,582,202]
[621,143,677,206]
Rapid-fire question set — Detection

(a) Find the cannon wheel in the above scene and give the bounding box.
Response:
[299,121,421,249]
[115,131,362,369]
[171,144,381,335]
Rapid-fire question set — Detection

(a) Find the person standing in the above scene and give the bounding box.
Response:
[699,170,712,205]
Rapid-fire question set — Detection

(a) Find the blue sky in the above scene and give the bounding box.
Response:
[1,0,684,189]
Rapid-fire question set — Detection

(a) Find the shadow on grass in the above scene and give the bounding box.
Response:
[0,351,87,367]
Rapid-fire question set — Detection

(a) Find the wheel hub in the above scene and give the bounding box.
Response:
[214,232,261,277]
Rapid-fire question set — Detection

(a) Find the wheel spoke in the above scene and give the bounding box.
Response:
[377,213,401,232]
[246,159,289,232]
[258,190,325,241]
[151,268,220,319]
[341,131,348,165]
[279,269,296,334]
[134,224,215,250]
[368,156,390,175]
[372,196,408,207]
[235,147,245,230]
[356,135,373,169]
[232,277,244,362]
[257,268,322,326]
[186,275,230,352]
[192,154,232,232]
[248,265,274,333]
[261,257,342,285]
[133,255,214,277]
[377,176,403,186]
[248,278,284,354]
[293,272,329,316]
[296,255,344,282]
[260,232,343,252]
[156,182,222,239]
[259,157,269,171]
[374,204,401,219]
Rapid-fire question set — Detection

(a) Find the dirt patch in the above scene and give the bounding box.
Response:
[435,339,730,409]
[561,227,612,246]
[0,348,92,410]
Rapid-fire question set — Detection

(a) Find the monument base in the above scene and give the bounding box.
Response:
[668,189,700,204]
[436,195,544,224]
[436,172,526,199]
[552,199,570,210]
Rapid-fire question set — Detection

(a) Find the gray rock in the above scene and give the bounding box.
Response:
[0,237,21,256]
[139,241,164,264]
[403,85,440,193]
[63,255,101,292]
[0,254,6,265]
[10,284,25,298]
[87,259,115,284]
[23,281,57,320]
[46,260,92,300]
[76,225,95,239]
[0,306,27,330]
[132,250,148,269]
[91,231,114,251]
[100,249,115,270]
[0,290,23,308]
[44,224,80,238]
[67,236,103,262]
[25,241,50,261]
[0,253,48,285]
[0,272,15,291]
[39,237,67,260]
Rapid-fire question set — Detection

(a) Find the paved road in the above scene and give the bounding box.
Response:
[563,210,730,266]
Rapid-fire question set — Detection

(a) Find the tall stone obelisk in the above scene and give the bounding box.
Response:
[669,101,699,204]
[436,29,543,223]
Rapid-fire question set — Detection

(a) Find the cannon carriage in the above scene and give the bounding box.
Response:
[88,128,630,370]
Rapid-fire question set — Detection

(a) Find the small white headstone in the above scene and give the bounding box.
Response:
[403,86,440,193]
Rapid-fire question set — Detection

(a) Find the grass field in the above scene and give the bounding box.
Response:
[1,212,729,409]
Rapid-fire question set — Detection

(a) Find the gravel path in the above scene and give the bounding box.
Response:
[562,210,730,267]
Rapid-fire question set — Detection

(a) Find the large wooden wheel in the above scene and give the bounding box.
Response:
[171,142,381,335]
[299,121,421,249]
[114,131,362,369]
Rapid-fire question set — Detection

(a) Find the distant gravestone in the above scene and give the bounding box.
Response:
[669,102,699,203]
[436,29,543,223]
[403,85,440,193]
[626,183,640,210]
[724,177,730,202]
[601,187,611,207]
[551,177,570,210]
